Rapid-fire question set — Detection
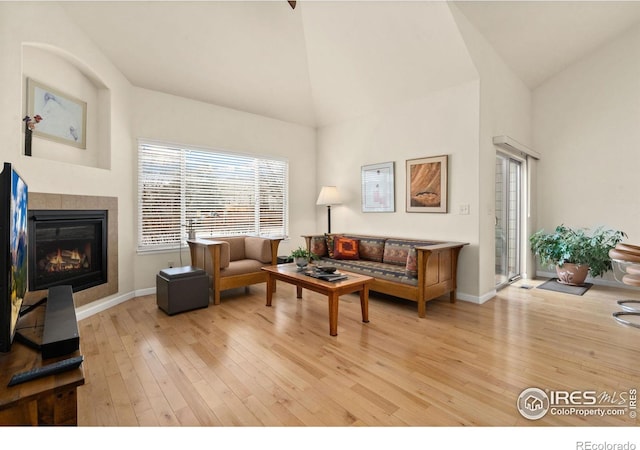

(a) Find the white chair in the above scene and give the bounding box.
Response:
[608,243,640,328]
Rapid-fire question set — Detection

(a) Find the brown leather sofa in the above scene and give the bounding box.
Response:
[187,236,282,305]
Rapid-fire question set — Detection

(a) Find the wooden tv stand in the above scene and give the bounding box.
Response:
[0,291,84,425]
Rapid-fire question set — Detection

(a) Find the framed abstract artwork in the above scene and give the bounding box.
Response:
[26,78,87,149]
[406,155,448,213]
[361,161,395,212]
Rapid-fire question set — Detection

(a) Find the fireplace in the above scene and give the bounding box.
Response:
[28,210,108,293]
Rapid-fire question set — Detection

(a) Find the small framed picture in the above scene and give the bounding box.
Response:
[361,162,395,212]
[26,78,87,149]
[406,155,448,213]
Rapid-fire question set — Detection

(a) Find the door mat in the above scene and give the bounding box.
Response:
[536,278,593,296]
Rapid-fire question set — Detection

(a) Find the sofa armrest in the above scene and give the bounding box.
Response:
[262,237,283,265]
[303,234,328,258]
[187,238,224,274]
[414,242,468,252]
[268,238,282,265]
[219,241,231,268]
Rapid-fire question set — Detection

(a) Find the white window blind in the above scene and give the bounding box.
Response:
[138,140,288,252]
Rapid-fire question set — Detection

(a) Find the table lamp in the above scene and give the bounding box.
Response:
[316,186,341,233]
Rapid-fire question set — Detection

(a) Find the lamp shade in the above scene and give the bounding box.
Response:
[316,186,342,206]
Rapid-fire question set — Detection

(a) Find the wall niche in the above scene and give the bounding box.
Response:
[22,44,111,169]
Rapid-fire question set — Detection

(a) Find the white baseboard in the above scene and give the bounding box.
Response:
[536,270,640,290]
[75,272,637,322]
[453,271,640,308]
[457,290,496,304]
[136,287,157,297]
[75,287,157,321]
[76,286,497,320]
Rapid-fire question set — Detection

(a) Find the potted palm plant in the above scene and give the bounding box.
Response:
[529,225,626,285]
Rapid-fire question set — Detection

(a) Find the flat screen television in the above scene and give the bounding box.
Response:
[0,163,28,352]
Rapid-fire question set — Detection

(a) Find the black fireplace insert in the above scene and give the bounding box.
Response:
[28,210,108,293]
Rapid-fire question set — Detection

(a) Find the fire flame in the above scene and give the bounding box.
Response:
[44,247,89,272]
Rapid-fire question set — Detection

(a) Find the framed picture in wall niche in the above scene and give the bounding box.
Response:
[406,155,448,213]
[361,161,395,212]
[26,78,87,149]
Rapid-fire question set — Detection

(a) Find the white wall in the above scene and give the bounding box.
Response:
[0,2,135,299]
[9,1,632,308]
[450,3,533,296]
[316,81,481,298]
[21,44,110,169]
[131,88,317,290]
[533,24,640,281]
[0,3,318,304]
[314,4,533,301]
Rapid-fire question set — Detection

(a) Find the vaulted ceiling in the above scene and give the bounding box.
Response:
[60,1,640,128]
[456,1,640,88]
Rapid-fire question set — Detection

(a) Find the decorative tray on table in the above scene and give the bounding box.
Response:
[303,266,348,282]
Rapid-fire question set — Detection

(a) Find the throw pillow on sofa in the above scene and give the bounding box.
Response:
[404,241,438,277]
[383,239,412,265]
[406,247,418,278]
[351,236,385,262]
[384,239,435,267]
[310,236,327,257]
[333,236,360,260]
[325,233,342,258]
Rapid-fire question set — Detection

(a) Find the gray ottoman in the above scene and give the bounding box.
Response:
[156,266,209,315]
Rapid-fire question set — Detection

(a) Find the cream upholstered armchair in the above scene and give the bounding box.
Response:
[187,236,282,305]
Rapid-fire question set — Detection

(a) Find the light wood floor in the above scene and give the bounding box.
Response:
[76,279,640,427]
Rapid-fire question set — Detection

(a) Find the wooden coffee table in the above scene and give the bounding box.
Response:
[262,264,372,336]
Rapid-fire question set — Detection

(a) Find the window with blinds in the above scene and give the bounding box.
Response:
[137,140,288,252]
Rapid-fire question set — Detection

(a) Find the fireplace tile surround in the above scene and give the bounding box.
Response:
[28,193,118,307]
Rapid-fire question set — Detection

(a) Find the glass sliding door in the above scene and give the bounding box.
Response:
[495,153,522,288]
